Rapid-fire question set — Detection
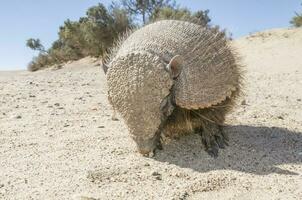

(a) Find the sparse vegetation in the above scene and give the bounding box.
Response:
[119,0,176,24]
[150,7,210,26]
[290,3,302,27]
[26,1,211,71]
[26,39,47,53]
[290,12,302,27]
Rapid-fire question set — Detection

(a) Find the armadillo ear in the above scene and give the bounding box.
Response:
[166,55,183,79]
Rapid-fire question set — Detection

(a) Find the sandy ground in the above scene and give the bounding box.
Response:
[0,28,302,200]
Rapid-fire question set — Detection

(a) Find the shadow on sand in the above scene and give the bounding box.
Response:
[154,125,302,175]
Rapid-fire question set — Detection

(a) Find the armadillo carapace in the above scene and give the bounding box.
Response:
[105,20,242,157]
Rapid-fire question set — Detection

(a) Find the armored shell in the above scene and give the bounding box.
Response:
[110,20,240,109]
[106,20,241,154]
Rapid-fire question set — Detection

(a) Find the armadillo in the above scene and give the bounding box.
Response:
[105,20,242,157]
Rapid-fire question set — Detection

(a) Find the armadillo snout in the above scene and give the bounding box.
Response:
[134,132,161,157]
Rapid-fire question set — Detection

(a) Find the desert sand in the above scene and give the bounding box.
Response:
[0,28,301,200]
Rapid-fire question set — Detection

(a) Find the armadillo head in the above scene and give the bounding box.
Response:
[106,52,182,156]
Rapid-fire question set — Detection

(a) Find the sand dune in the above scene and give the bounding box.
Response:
[0,28,301,199]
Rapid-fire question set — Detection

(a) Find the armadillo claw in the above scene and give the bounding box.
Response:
[199,124,227,158]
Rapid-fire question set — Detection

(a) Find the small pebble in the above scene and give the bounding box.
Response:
[241,100,247,105]
[152,171,160,176]
[111,117,119,121]
[98,126,105,128]
[179,192,189,200]
[151,172,162,180]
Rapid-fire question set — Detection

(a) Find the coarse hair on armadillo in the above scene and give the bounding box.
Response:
[162,85,242,139]
[102,28,135,73]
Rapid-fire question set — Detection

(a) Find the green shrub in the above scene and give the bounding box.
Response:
[150,7,211,26]
[27,3,133,71]
[27,53,53,71]
[290,12,302,27]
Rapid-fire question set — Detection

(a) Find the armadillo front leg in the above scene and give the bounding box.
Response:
[197,121,228,157]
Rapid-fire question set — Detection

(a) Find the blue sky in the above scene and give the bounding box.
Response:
[0,0,301,70]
